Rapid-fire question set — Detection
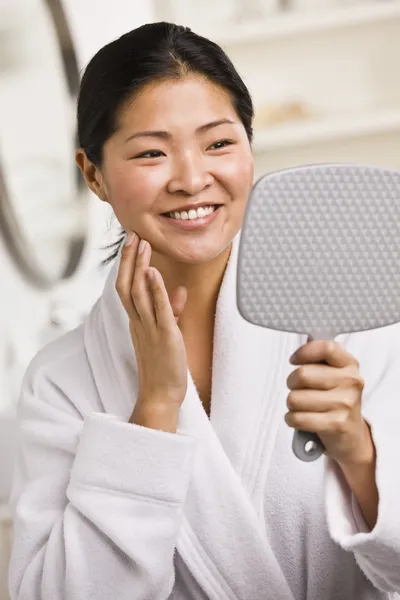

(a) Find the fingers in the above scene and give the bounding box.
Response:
[116,232,184,331]
[131,240,156,323]
[116,232,141,320]
[147,268,179,329]
[286,388,355,413]
[287,364,339,391]
[287,363,364,392]
[290,340,359,369]
[116,233,155,324]
[284,410,345,434]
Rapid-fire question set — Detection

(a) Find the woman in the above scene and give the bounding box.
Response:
[8,22,400,600]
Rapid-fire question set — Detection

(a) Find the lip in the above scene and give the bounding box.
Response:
[160,205,222,230]
[162,202,221,214]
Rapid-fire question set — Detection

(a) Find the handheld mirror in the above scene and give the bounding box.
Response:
[237,163,400,462]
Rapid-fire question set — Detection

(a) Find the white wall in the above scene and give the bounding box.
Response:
[63,0,153,67]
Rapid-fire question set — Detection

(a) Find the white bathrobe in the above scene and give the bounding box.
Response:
[8,231,400,600]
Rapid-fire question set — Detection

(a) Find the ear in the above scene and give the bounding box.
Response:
[75,148,108,202]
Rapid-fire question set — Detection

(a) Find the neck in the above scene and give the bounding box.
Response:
[150,243,232,331]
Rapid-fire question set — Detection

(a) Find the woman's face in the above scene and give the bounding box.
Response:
[89,75,254,263]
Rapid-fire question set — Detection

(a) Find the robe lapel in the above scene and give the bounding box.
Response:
[176,371,294,600]
[209,232,304,511]
[84,233,297,600]
[174,233,296,599]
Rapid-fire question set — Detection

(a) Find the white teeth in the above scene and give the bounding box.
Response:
[166,205,216,220]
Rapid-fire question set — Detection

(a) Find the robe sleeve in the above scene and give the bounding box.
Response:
[324,323,400,595]
[8,361,198,600]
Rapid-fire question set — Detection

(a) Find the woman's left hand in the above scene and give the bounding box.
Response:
[285,339,374,466]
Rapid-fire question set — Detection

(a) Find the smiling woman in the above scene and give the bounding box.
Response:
[75,26,254,269]
[72,23,255,427]
[8,19,400,600]
[79,75,253,257]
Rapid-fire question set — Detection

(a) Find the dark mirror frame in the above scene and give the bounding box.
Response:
[0,0,88,289]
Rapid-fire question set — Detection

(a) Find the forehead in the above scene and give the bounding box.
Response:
[116,75,237,131]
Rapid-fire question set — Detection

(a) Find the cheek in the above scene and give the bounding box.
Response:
[220,150,254,197]
[105,165,165,216]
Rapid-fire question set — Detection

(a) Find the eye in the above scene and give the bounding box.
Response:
[134,150,165,159]
[208,139,234,151]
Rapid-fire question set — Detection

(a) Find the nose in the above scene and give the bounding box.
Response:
[167,152,213,196]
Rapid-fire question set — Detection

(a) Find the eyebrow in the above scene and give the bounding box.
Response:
[124,118,235,143]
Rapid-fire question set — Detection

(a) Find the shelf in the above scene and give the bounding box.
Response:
[213,1,400,46]
[253,106,400,152]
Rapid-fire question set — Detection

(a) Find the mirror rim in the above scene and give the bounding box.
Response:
[0,0,88,289]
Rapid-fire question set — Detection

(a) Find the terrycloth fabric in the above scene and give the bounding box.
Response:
[8,231,400,600]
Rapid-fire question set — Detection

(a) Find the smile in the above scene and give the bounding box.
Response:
[160,204,222,230]
[164,204,217,220]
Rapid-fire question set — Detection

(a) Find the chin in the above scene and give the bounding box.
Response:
[168,234,235,265]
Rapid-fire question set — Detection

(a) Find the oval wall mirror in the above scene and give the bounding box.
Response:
[0,0,88,289]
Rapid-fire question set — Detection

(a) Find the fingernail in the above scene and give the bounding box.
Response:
[125,231,136,246]
[289,353,296,364]
[138,239,147,254]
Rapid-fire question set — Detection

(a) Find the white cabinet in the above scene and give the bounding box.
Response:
[198,1,400,178]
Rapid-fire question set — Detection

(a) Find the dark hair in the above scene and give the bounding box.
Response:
[77,22,254,266]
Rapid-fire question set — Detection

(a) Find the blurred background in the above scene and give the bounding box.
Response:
[1,0,400,596]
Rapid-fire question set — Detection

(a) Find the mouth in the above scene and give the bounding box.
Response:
[161,203,221,219]
[160,203,222,230]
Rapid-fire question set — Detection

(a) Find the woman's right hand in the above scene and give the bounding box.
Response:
[116,230,188,432]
